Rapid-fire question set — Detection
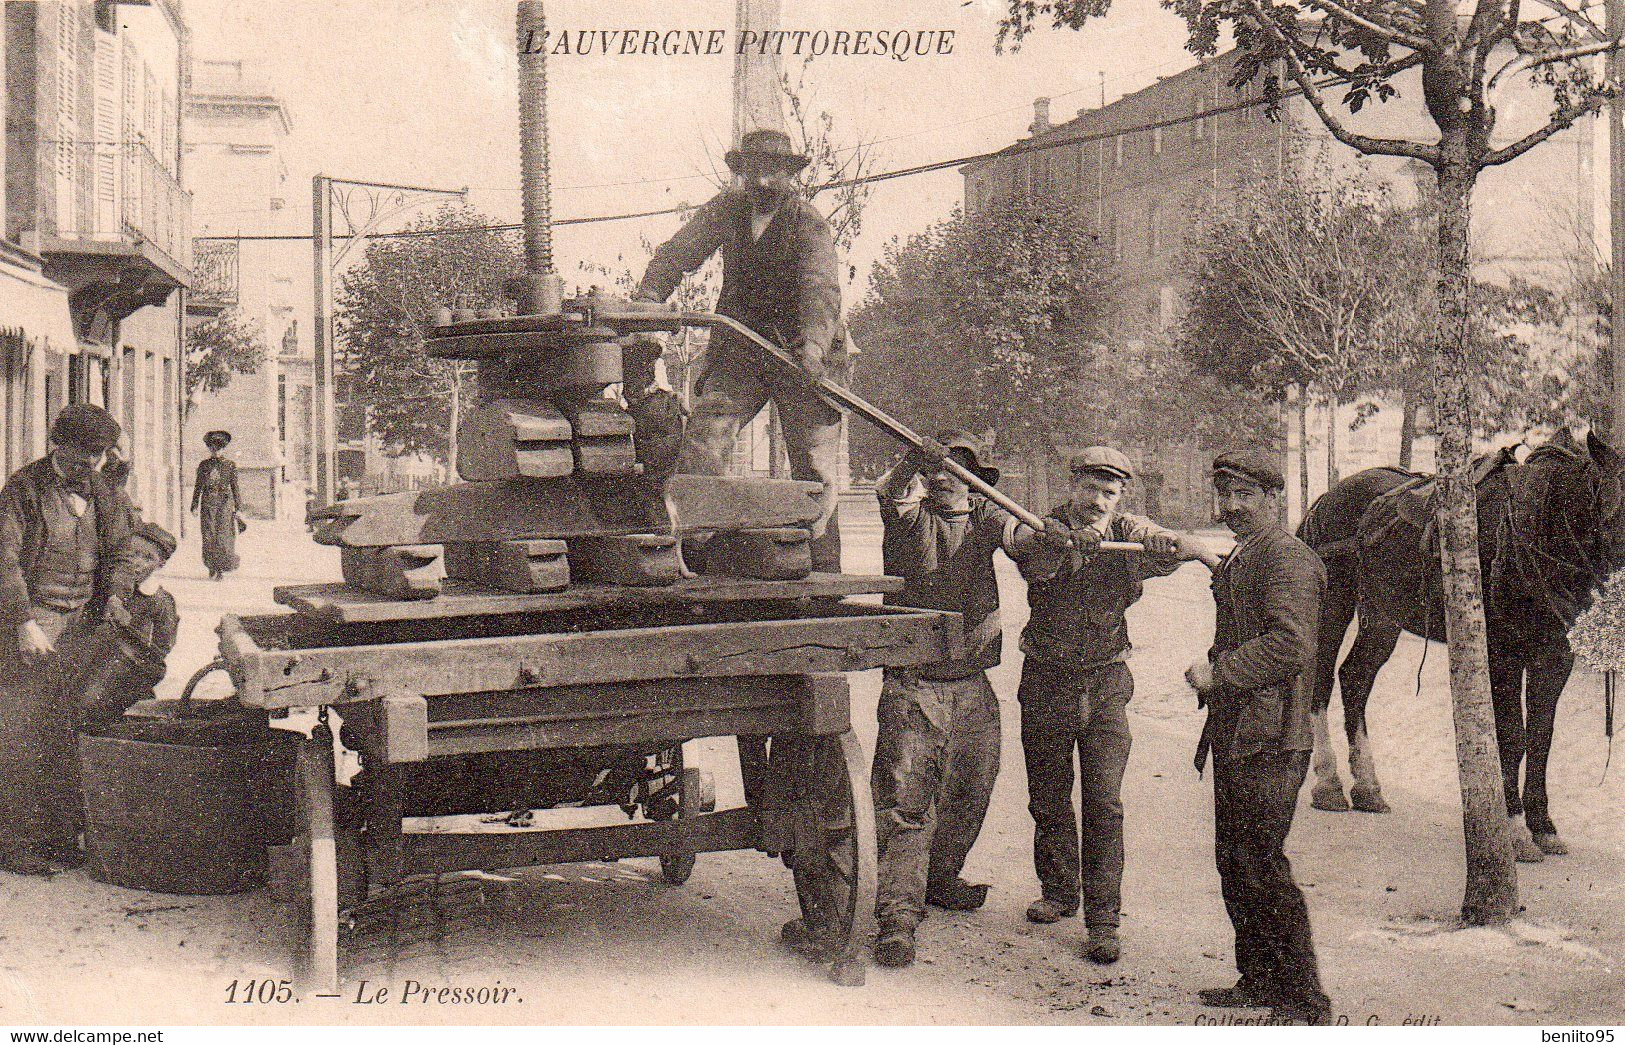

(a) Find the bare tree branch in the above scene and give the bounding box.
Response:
[1247,0,1444,161]
[1489,36,1624,91]
[1307,0,1433,48]
[1482,95,1604,164]
[1522,0,1606,40]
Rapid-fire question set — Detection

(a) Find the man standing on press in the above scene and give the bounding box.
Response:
[1185,450,1332,1025]
[1011,447,1209,965]
[634,128,846,571]
[0,405,139,876]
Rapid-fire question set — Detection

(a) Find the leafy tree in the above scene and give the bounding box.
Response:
[1000,0,1625,923]
[184,308,265,411]
[335,204,521,464]
[849,196,1113,471]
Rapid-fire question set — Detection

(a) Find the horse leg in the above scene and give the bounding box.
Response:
[1522,652,1573,856]
[1489,650,1544,863]
[1339,615,1401,813]
[1309,570,1359,812]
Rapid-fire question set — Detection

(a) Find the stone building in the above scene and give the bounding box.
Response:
[3,0,191,532]
[963,49,1599,523]
[182,57,311,520]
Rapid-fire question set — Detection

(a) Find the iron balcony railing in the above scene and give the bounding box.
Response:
[52,140,192,273]
[190,240,239,307]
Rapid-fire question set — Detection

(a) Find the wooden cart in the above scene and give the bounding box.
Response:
[219,573,962,990]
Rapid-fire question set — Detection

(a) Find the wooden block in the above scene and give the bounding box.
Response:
[381,693,430,763]
[309,474,824,548]
[489,539,570,592]
[441,540,569,592]
[702,527,812,580]
[558,399,636,476]
[569,533,682,586]
[456,398,573,482]
[340,545,444,600]
[799,673,852,736]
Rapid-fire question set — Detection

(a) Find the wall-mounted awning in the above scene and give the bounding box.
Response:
[0,262,77,354]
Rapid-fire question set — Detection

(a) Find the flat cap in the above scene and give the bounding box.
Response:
[1069,446,1134,481]
[130,521,177,560]
[1212,449,1284,491]
[51,404,122,453]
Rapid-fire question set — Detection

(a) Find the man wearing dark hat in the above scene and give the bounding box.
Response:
[1010,446,1211,965]
[0,404,140,875]
[855,431,1022,967]
[634,128,846,571]
[1185,450,1331,1025]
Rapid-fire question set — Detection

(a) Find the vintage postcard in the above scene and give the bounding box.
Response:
[0,0,1619,1032]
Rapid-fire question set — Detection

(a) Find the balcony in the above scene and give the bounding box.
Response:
[188,241,239,316]
[39,141,193,337]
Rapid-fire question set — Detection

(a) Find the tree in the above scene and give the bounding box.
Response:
[335,204,522,464]
[184,308,265,412]
[849,196,1114,470]
[1181,155,1420,503]
[1001,0,1625,924]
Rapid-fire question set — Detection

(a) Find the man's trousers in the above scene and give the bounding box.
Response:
[871,669,1002,930]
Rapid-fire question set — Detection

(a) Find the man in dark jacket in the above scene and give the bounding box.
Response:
[1185,449,1331,1025]
[1010,447,1210,965]
[865,431,1013,967]
[0,404,139,875]
[635,128,846,571]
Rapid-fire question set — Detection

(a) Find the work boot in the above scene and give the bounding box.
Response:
[873,922,917,968]
[1084,930,1120,965]
[0,850,57,878]
[1025,897,1079,924]
[926,877,989,911]
[1198,981,1274,1009]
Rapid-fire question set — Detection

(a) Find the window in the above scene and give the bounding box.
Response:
[1114,135,1125,167]
[1152,125,1163,155]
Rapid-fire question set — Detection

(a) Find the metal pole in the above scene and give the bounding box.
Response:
[1609,0,1625,441]
[312,174,334,508]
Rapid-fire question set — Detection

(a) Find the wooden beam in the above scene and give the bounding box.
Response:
[403,808,761,876]
[231,606,960,709]
[309,474,823,548]
[274,572,902,624]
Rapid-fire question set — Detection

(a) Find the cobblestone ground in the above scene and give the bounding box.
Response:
[0,499,1619,1025]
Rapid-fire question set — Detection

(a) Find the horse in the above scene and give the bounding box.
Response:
[1296,428,1625,861]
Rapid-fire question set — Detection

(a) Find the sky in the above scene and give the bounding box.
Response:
[185,0,1201,301]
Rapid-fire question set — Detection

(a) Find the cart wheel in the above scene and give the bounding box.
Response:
[660,767,716,885]
[785,730,876,985]
[297,724,340,994]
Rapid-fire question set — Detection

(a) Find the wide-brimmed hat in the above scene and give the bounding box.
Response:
[204,430,232,449]
[1070,446,1134,482]
[938,430,1000,487]
[725,129,810,174]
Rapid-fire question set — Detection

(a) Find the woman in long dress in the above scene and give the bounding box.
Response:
[191,430,242,580]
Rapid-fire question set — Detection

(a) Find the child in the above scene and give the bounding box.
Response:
[73,522,179,728]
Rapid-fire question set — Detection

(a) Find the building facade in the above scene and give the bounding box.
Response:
[183,57,311,519]
[962,49,1598,522]
[3,0,190,532]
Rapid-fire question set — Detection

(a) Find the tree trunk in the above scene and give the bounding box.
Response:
[1325,392,1340,490]
[447,366,462,481]
[1398,382,1418,471]
[1298,384,1311,522]
[1432,151,1518,925]
[1278,398,1292,526]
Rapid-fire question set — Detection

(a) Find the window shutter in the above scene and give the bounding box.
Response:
[121,39,140,230]
[93,32,118,236]
[54,1,80,234]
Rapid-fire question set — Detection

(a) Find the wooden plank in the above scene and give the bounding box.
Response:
[427,706,793,757]
[381,694,430,763]
[274,571,903,624]
[403,808,761,876]
[232,607,960,709]
[309,474,823,548]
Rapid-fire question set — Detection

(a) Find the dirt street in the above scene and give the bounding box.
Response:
[0,500,1620,1026]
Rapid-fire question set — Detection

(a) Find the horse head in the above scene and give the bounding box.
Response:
[1501,429,1625,623]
